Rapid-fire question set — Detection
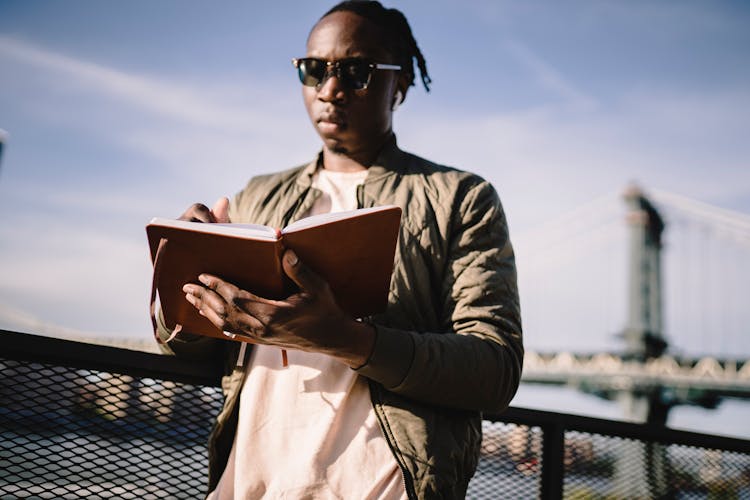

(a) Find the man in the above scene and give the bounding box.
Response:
[159,1,523,498]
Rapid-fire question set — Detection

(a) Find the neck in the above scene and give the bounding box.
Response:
[321,133,392,172]
[321,150,369,172]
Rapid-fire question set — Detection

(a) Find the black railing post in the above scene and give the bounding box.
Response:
[540,421,564,500]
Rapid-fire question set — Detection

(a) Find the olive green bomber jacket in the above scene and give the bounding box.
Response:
[159,137,523,499]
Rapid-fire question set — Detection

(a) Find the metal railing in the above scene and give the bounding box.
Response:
[2,329,749,499]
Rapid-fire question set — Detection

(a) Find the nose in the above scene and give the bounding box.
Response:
[316,69,346,103]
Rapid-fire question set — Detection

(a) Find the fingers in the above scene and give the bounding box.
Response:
[183,274,268,337]
[183,278,231,323]
[178,197,230,223]
[282,249,329,295]
[211,197,230,223]
[197,273,241,301]
[179,203,216,223]
[183,283,227,327]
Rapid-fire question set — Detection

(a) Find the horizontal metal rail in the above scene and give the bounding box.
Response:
[0,329,223,387]
[4,328,749,453]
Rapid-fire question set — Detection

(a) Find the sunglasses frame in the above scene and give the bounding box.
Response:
[292,57,401,91]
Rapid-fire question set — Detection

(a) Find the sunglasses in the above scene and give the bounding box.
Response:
[292,57,401,91]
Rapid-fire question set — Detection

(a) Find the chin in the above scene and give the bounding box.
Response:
[329,145,352,155]
[320,136,350,154]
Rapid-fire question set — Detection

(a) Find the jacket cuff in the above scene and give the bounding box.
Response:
[355,324,415,389]
[156,308,204,344]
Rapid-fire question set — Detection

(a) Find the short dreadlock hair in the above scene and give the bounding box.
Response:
[320,0,432,92]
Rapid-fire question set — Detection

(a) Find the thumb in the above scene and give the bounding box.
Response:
[282,249,328,295]
[211,197,230,223]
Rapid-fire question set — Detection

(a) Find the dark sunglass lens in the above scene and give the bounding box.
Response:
[295,58,374,89]
[341,60,371,89]
[299,59,325,87]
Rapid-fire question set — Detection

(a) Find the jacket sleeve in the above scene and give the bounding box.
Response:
[356,180,524,413]
[155,306,226,361]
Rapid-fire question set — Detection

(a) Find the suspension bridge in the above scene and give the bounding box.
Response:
[517,184,750,423]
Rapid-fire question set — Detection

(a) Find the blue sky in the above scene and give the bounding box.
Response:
[1,1,749,436]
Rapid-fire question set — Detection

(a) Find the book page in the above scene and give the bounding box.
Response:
[149,218,278,240]
[282,205,399,234]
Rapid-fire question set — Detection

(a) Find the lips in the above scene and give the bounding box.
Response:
[318,112,346,127]
[316,111,347,137]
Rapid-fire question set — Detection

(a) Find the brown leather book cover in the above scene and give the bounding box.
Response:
[147,205,401,341]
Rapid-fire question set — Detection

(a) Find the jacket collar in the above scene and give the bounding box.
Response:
[295,156,319,189]
[363,133,406,182]
[295,133,406,188]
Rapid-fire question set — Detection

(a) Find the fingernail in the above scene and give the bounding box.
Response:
[285,250,298,266]
[198,274,209,285]
[184,293,196,305]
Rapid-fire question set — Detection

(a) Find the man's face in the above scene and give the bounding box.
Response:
[302,11,403,160]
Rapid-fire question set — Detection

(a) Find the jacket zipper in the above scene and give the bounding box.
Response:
[370,382,417,499]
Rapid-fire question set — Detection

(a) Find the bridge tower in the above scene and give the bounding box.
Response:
[623,184,667,361]
[619,185,670,424]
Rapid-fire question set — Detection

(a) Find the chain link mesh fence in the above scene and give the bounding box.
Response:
[1,358,221,499]
[560,432,750,499]
[466,420,542,498]
[2,339,750,499]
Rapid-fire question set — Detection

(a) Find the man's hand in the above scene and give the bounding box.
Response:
[179,197,230,223]
[182,249,376,368]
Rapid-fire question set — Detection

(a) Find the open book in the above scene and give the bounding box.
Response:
[147,205,401,342]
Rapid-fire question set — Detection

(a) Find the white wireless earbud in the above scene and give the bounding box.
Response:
[392,90,403,111]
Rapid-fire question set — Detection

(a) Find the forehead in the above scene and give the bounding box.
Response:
[306,11,389,60]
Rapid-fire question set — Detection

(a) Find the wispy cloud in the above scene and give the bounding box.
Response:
[503,39,597,111]
[0,35,256,130]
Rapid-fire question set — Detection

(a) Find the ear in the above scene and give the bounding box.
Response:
[396,73,410,103]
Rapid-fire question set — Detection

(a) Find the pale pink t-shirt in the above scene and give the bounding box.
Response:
[207,168,407,500]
